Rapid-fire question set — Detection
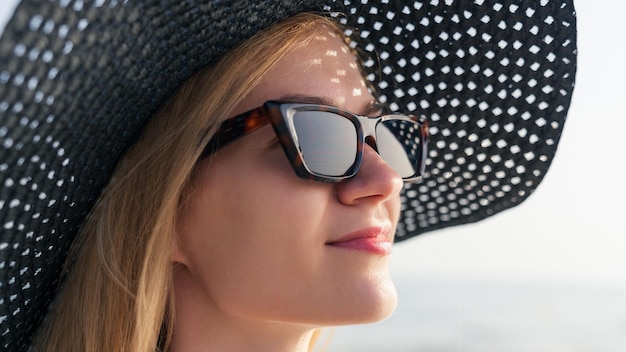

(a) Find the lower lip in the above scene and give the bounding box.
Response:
[327,235,392,255]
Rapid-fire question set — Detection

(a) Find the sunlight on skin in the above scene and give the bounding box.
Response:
[275,31,370,112]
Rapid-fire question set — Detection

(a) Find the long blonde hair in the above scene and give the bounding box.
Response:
[33,13,343,352]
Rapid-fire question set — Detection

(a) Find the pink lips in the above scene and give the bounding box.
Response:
[326,226,393,255]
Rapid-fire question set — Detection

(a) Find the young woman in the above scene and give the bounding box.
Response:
[0,1,577,351]
[34,15,414,351]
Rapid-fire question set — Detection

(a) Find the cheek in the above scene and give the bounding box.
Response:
[175,154,336,314]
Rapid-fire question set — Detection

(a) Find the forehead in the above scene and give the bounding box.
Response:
[236,26,372,113]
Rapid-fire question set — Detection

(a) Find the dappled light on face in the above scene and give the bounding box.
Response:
[313,34,329,42]
[277,27,373,111]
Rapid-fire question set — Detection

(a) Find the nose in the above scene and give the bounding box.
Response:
[335,144,404,206]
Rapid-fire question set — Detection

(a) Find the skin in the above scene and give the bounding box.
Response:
[172,27,403,352]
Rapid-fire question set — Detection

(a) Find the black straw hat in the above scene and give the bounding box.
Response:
[0,0,576,349]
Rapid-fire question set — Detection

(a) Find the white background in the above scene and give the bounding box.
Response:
[2,0,625,351]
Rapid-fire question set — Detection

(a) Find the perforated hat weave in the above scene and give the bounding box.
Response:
[0,0,576,349]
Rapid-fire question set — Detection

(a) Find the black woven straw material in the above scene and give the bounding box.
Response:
[0,0,576,349]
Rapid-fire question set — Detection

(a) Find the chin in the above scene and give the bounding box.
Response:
[354,276,398,324]
[325,273,399,326]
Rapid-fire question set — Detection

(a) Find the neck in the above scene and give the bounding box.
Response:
[171,315,317,352]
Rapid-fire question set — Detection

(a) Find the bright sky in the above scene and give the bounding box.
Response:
[1,1,624,287]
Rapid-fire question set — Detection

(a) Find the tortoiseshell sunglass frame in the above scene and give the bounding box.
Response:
[201,101,429,183]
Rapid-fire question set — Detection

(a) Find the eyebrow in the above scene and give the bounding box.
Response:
[278,94,383,116]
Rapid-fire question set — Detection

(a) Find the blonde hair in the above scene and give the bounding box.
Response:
[33,13,343,352]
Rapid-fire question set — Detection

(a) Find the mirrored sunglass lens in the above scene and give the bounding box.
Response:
[376,119,422,179]
[292,111,357,176]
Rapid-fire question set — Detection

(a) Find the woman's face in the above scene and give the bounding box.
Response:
[174,27,402,331]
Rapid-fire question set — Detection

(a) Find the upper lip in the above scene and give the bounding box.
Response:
[326,223,393,245]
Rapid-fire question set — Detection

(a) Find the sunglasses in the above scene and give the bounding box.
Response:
[202,101,429,183]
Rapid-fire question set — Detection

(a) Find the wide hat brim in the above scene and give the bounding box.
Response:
[0,0,576,349]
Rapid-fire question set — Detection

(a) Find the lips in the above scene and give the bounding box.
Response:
[326,225,393,255]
